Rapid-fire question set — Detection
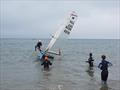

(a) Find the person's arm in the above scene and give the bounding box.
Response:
[86,60,89,63]
[41,62,44,65]
[86,58,90,62]
[49,61,52,65]
[98,63,102,69]
[108,61,112,67]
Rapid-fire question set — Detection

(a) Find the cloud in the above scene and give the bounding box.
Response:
[0,0,119,39]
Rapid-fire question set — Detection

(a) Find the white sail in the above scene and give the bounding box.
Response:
[45,11,78,52]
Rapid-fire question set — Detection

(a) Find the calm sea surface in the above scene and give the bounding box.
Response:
[0,39,120,90]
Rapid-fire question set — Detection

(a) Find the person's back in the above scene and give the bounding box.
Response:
[99,60,109,71]
[35,40,42,51]
[37,42,42,47]
[98,55,112,84]
[87,53,94,67]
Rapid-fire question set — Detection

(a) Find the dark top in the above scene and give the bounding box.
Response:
[37,42,42,47]
[98,60,112,71]
[88,57,94,63]
[87,56,94,67]
[41,61,52,69]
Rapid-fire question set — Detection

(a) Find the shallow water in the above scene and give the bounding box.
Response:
[0,39,120,90]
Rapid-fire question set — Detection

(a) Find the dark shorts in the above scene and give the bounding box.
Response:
[101,70,108,82]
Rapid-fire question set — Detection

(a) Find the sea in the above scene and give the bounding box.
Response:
[0,38,120,90]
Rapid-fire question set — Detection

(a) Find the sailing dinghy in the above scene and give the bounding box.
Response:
[37,11,78,60]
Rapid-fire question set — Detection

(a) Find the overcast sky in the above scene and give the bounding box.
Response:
[0,0,120,39]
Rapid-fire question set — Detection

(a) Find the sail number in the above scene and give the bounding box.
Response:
[64,20,75,35]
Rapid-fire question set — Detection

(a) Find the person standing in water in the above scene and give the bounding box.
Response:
[98,55,112,84]
[86,53,94,67]
[35,40,42,51]
[41,56,52,69]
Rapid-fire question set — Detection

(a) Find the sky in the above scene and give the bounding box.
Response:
[0,0,120,39]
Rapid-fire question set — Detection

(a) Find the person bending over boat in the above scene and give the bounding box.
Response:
[98,55,112,84]
[86,53,94,67]
[41,56,52,69]
[35,40,42,51]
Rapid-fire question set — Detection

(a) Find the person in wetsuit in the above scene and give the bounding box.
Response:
[86,53,94,67]
[41,56,52,69]
[35,40,42,51]
[98,55,112,84]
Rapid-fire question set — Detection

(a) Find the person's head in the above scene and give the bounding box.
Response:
[38,40,41,42]
[89,53,92,56]
[101,55,106,60]
[44,56,48,61]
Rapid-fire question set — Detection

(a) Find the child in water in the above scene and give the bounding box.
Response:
[86,53,94,67]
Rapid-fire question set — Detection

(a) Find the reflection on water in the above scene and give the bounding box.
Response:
[100,84,109,90]
[86,66,94,77]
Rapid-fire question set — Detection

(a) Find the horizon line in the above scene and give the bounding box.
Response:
[0,37,120,40]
